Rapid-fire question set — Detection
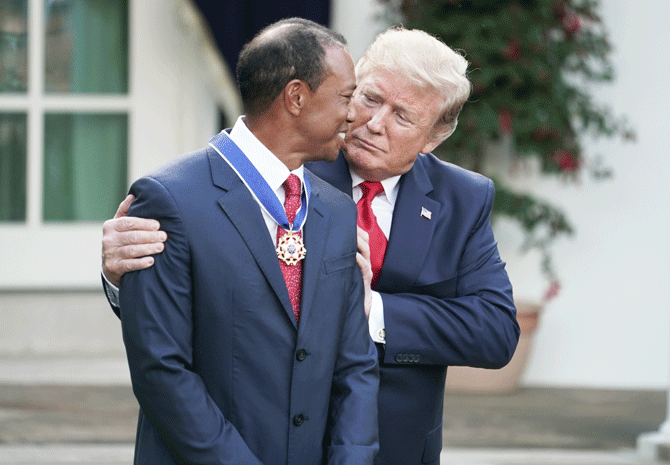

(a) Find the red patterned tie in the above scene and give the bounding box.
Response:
[357,181,387,288]
[277,174,303,322]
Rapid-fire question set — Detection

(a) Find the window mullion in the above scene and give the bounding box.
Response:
[26,0,45,227]
[42,95,131,113]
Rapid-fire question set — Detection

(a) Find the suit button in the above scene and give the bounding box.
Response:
[296,349,307,361]
[293,414,305,426]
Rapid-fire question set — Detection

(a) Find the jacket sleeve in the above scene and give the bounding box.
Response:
[119,176,264,465]
[380,179,520,369]
[325,209,380,465]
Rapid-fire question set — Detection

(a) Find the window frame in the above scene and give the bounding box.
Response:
[0,0,133,288]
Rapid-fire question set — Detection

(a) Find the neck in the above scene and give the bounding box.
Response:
[350,166,385,183]
[244,116,304,171]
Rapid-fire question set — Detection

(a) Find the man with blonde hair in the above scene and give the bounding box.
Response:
[102,26,519,465]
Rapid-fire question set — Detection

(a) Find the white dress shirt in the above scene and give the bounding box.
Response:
[225,116,306,239]
[350,170,401,344]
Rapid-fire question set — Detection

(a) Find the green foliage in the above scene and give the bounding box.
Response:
[379,0,634,297]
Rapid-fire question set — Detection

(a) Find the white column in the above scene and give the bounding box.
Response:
[637,327,670,462]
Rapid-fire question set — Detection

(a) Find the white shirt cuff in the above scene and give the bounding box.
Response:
[368,291,386,344]
[102,270,121,308]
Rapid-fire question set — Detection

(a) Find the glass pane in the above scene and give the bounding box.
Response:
[43,113,127,221]
[0,0,28,93]
[45,0,128,93]
[0,113,27,221]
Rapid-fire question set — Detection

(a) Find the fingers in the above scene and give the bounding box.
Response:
[102,232,166,281]
[102,255,156,288]
[356,252,373,319]
[109,215,162,233]
[102,218,166,246]
[113,194,135,219]
[115,241,166,260]
[357,227,371,262]
[356,252,373,281]
[357,226,369,243]
[102,240,164,287]
[102,211,167,286]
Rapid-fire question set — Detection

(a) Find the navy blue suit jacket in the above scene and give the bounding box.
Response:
[119,145,379,464]
[307,153,519,465]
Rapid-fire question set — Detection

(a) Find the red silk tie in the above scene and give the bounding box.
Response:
[277,174,303,322]
[357,181,387,288]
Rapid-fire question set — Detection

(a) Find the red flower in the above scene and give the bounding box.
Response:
[552,149,579,171]
[544,281,561,301]
[533,127,547,142]
[498,108,513,134]
[562,13,581,38]
[503,40,521,61]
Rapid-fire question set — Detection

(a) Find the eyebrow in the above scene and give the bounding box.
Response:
[363,85,419,121]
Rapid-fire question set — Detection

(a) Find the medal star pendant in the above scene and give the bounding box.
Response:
[276,230,306,266]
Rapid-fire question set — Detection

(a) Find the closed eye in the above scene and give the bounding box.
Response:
[363,94,378,105]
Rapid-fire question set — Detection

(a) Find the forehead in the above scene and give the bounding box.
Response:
[358,70,440,116]
[322,46,356,90]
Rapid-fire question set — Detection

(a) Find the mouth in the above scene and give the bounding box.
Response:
[354,136,380,152]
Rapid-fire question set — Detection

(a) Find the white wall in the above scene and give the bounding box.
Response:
[333,0,670,389]
[130,0,222,181]
[514,0,670,389]
[330,0,388,63]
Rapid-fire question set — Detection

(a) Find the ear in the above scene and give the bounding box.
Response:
[420,136,442,155]
[284,79,309,116]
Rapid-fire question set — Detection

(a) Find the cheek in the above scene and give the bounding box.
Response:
[389,136,423,167]
[327,102,348,126]
[350,101,369,122]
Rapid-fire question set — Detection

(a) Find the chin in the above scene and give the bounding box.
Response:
[310,146,339,164]
[345,147,373,167]
[322,148,341,162]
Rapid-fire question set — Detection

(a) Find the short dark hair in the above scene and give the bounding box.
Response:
[236,18,347,118]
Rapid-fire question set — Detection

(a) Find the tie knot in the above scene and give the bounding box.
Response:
[283,174,302,197]
[360,181,384,201]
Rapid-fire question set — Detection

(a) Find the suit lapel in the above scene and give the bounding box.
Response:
[298,171,329,332]
[311,153,444,292]
[376,158,442,293]
[208,147,297,327]
[306,152,353,197]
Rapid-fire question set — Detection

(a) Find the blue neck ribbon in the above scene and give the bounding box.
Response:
[209,131,310,232]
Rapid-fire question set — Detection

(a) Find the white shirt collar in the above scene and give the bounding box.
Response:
[228,116,305,193]
[350,168,401,207]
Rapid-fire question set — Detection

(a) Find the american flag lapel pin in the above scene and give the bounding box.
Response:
[421,207,432,220]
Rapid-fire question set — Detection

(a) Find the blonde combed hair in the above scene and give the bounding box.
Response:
[356,27,471,144]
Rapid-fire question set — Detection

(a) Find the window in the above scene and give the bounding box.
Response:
[0,0,129,223]
[0,113,27,221]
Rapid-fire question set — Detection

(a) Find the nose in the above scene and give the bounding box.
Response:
[366,106,386,135]
[346,99,356,124]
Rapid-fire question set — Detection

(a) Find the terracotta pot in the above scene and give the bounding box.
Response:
[444,300,542,393]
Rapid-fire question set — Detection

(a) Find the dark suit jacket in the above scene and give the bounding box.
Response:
[307,153,519,465]
[118,145,379,464]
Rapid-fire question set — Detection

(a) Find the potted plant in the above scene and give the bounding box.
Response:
[378,0,635,391]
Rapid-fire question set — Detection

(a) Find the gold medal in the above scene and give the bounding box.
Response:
[276,230,306,266]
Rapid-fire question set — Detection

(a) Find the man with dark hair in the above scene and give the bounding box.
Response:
[109,18,378,465]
